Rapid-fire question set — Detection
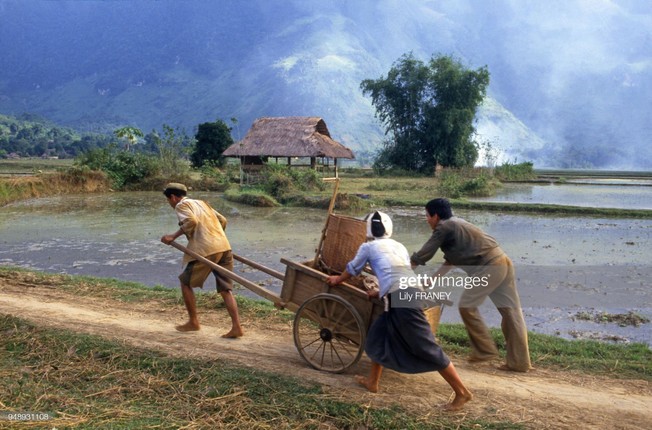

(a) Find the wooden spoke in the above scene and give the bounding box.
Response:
[293,293,365,373]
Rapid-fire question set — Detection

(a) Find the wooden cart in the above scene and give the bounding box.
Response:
[169,213,387,373]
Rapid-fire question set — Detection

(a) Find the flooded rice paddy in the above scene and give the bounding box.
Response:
[470,182,652,209]
[1,190,650,346]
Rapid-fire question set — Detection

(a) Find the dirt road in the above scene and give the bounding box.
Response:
[1,279,650,429]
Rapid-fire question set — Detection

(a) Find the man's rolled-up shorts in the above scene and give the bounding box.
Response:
[179,250,233,292]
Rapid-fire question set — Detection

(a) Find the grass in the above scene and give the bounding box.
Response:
[7,314,489,429]
[0,158,74,175]
[1,267,650,428]
[2,161,651,218]
[494,162,536,181]
[0,268,517,430]
[437,323,651,381]
[223,188,281,207]
[0,169,110,206]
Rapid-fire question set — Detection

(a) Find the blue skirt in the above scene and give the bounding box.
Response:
[365,306,450,374]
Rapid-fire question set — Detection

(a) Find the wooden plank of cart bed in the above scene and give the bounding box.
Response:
[280,257,372,301]
[280,265,297,304]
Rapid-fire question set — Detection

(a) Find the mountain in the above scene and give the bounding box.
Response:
[1,0,650,169]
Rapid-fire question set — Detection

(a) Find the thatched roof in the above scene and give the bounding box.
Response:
[222,117,354,159]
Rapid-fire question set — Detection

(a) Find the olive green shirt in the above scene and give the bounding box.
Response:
[410,217,505,274]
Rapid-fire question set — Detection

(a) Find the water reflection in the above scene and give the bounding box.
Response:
[1,192,651,345]
[470,183,652,209]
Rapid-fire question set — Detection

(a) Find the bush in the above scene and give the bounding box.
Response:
[294,168,326,192]
[260,165,325,202]
[494,161,535,181]
[223,188,280,207]
[437,170,497,198]
[197,163,239,191]
[262,165,295,201]
[74,146,161,190]
[459,175,494,196]
[437,171,464,198]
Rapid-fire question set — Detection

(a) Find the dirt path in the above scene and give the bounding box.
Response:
[1,280,650,429]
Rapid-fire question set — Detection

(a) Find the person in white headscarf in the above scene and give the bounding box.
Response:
[326,211,472,411]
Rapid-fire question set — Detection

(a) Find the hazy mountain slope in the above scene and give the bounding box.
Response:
[0,0,650,168]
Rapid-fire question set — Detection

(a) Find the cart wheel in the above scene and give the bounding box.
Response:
[293,293,366,373]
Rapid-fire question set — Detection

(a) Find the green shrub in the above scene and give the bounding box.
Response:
[223,188,280,207]
[460,174,496,197]
[74,145,161,190]
[437,171,464,198]
[262,165,296,200]
[437,170,497,198]
[294,168,326,192]
[197,164,234,191]
[494,161,535,181]
[260,165,325,202]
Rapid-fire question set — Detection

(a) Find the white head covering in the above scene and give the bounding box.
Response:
[366,211,393,239]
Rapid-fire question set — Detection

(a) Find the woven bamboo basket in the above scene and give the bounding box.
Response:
[319,214,367,273]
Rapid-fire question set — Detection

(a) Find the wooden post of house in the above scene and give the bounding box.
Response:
[239,156,244,185]
[310,157,316,169]
[435,162,443,178]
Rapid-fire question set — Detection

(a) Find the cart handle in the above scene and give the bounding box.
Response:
[167,241,283,305]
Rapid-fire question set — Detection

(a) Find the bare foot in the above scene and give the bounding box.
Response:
[221,328,244,338]
[175,322,200,332]
[442,391,473,412]
[354,375,378,393]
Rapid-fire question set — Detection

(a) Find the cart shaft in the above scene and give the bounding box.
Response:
[169,241,283,305]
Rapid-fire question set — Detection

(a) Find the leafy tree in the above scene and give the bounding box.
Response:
[153,124,192,176]
[114,126,144,151]
[190,119,234,168]
[361,52,489,173]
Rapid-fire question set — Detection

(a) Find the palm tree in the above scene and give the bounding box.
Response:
[114,126,144,151]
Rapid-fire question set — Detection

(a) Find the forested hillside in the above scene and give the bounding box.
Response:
[0,114,111,158]
[1,1,650,168]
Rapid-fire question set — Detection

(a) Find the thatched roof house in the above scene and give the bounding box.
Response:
[223,117,354,168]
